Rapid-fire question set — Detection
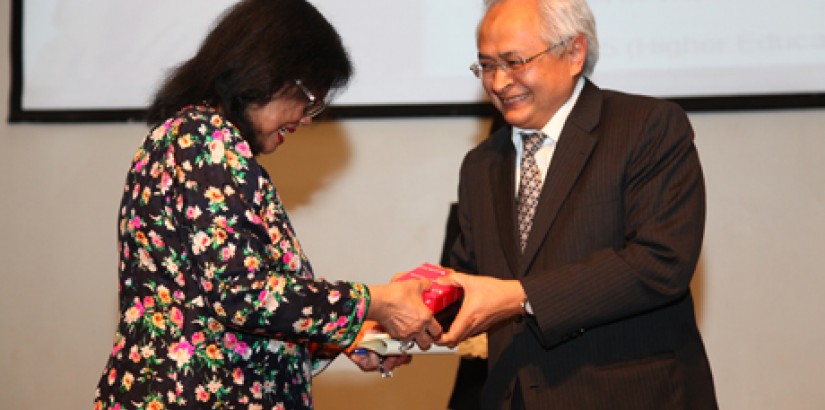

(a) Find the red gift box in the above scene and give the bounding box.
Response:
[396,263,463,328]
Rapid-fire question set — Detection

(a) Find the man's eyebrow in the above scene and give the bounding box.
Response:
[478,51,519,60]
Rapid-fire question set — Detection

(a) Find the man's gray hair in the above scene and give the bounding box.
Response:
[482,0,599,77]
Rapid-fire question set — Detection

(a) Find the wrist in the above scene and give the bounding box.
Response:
[365,284,386,321]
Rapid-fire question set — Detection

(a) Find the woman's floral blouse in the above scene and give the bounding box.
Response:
[94,105,369,410]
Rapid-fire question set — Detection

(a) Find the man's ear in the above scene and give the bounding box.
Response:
[567,34,588,76]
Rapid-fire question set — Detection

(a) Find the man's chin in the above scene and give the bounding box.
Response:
[502,110,531,129]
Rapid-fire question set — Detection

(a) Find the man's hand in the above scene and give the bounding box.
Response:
[435,272,525,347]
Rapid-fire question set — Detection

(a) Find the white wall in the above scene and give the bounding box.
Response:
[2,1,825,408]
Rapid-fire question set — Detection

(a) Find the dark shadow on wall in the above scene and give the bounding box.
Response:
[256,120,352,211]
[692,255,708,329]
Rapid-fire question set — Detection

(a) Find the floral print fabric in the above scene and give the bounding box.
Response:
[94,105,369,410]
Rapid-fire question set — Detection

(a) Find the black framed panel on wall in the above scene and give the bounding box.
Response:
[8,0,825,123]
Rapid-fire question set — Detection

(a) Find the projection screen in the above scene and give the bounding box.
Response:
[8,0,825,122]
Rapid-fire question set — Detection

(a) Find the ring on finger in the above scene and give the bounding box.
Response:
[399,340,416,353]
[378,356,393,378]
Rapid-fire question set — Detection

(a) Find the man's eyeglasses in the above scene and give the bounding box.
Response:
[469,37,572,79]
[294,80,327,118]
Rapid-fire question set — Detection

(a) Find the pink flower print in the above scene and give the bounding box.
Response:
[322,322,338,333]
[107,368,117,385]
[250,381,263,399]
[195,385,210,402]
[149,231,165,248]
[236,140,252,158]
[128,216,144,231]
[129,345,140,363]
[169,307,184,328]
[185,205,202,220]
[356,298,367,320]
[159,172,173,194]
[134,155,149,173]
[111,334,126,356]
[192,331,205,345]
[245,210,263,225]
[133,297,145,314]
[223,333,239,350]
[214,215,229,228]
[232,367,244,385]
[234,340,250,358]
[168,338,195,368]
[220,244,236,262]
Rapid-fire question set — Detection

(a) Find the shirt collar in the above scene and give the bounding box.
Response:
[512,76,585,148]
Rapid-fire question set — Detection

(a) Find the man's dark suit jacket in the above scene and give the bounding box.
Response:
[450,80,718,409]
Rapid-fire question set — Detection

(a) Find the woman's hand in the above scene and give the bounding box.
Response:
[348,351,412,378]
[366,280,442,351]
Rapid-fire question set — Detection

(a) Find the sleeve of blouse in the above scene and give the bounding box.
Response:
[168,111,369,349]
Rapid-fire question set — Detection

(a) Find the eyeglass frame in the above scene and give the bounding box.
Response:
[294,79,328,118]
[469,36,573,79]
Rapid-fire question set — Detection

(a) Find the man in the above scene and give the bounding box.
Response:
[438,0,718,408]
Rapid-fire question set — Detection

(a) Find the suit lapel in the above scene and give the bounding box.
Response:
[518,81,603,275]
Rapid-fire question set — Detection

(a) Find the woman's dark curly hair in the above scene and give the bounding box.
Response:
[145,0,352,154]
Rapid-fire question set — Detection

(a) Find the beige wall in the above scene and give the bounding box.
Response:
[2,1,825,408]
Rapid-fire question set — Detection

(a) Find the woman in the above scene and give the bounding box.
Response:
[93,1,439,409]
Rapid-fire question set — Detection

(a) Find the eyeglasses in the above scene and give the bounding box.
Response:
[294,80,327,118]
[469,37,572,79]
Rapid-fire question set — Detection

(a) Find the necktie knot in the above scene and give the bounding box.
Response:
[521,131,546,157]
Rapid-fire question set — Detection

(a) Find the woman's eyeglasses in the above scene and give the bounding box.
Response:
[294,80,328,118]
